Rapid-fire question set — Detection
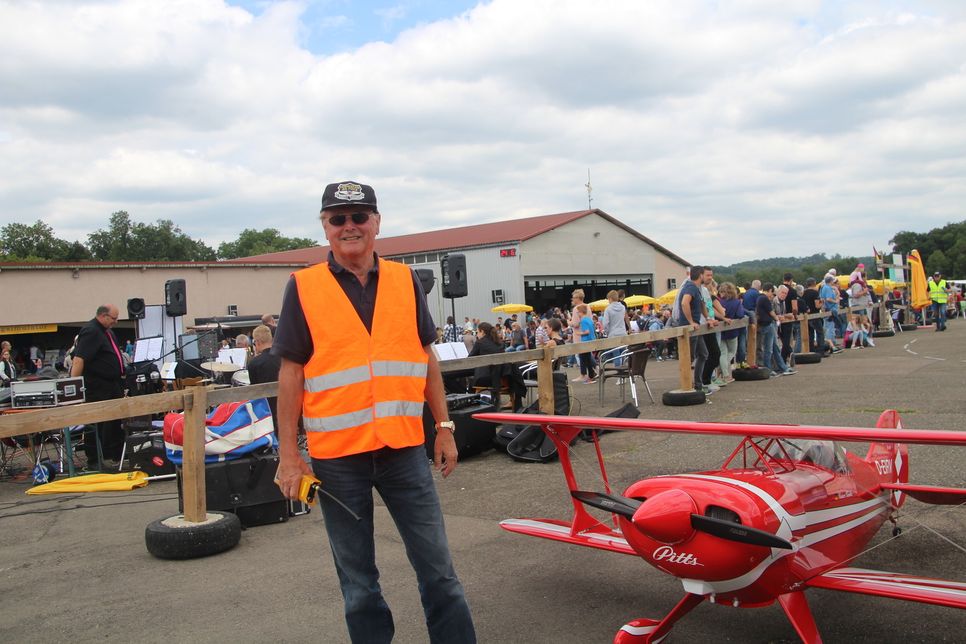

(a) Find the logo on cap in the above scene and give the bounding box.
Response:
[334,183,366,202]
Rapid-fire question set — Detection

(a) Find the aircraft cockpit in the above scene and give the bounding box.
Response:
[765,438,851,473]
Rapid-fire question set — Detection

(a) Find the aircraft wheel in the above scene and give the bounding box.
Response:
[872,330,896,338]
[732,367,771,381]
[662,389,706,406]
[145,511,241,560]
[900,324,918,332]
[792,352,822,365]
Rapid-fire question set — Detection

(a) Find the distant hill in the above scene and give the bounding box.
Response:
[708,253,844,274]
[709,253,876,286]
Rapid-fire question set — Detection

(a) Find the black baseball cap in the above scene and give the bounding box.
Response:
[320,181,378,212]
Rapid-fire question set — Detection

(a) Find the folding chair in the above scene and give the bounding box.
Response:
[597,347,631,405]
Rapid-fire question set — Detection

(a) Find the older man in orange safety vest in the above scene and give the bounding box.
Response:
[273,181,475,644]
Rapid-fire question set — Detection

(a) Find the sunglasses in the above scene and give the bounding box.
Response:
[325,212,372,226]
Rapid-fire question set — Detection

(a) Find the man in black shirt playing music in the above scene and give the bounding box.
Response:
[71,304,126,468]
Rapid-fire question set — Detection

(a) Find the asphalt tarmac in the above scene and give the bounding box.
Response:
[1,323,964,643]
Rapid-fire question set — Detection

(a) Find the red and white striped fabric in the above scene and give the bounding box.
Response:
[164,398,277,464]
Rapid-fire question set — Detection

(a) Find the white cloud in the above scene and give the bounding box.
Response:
[0,0,964,264]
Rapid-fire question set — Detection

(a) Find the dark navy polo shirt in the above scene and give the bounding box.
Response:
[272,252,437,365]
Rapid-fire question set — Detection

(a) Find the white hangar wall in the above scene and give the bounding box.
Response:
[520,213,658,279]
[404,244,524,328]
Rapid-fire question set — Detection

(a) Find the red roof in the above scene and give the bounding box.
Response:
[231,209,689,266]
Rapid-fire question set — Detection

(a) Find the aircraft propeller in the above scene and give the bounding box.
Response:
[572,490,793,550]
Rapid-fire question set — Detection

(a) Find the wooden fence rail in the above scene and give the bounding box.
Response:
[0,304,874,524]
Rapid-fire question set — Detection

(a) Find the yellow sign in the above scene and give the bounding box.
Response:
[0,324,58,335]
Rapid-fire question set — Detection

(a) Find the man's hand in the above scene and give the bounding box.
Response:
[434,430,458,478]
[708,319,720,328]
[689,321,700,331]
[276,452,313,500]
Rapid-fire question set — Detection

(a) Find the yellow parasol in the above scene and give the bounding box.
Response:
[655,289,678,306]
[588,299,610,312]
[491,303,533,314]
[26,470,151,494]
[624,294,657,308]
[907,250,930,310]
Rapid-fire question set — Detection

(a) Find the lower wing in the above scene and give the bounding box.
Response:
[500,517,637,556]
[806,567,966,609]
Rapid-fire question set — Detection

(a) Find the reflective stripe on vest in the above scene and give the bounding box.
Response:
[303,361,428,393]
[294,258,428,458]
[929,280,948,304]
[303,400,424,433]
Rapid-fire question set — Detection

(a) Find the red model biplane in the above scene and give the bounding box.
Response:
[475,410,966,643]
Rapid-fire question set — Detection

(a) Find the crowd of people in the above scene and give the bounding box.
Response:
[436,262,962,397]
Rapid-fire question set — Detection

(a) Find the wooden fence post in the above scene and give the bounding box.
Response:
[181,385,208,523]
[799,314,810,352]
[677,329,693,391]
[537,344,556,414]
[747,321,757,366]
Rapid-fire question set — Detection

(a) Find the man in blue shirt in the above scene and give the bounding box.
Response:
[673,266,713,392]
[819,275,841,350]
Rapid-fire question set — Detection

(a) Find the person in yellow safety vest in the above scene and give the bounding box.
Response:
[272,181,475,644]
[928,271,950,332]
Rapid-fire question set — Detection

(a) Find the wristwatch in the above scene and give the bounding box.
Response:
[436,420,456,434]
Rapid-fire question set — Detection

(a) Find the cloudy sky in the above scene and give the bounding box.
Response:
[1,0,964,264]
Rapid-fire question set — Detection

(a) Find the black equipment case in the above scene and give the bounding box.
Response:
[422,394,498,461]
[177,452,288,527]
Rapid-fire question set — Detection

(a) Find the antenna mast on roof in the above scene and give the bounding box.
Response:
[585,168,593,210]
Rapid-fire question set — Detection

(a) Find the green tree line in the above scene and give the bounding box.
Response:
[890,220,966,278]
[0,211,318,262]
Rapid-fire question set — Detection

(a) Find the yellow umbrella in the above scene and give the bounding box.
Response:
[491,303,533,314]
[624,294,657,308]
[588,299,609,312]
[907,250,930,310]
[655,289,678,305]
[26,471,151,494]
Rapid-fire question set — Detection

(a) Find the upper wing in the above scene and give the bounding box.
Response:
[473,412,966,446]
[806,567,966,609]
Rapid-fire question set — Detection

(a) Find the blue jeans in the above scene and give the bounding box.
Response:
[311,446,476,644]
[759,324,789,373]
[932,301,947,330]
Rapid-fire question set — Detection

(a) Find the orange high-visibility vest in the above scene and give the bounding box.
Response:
[294,259,428,459]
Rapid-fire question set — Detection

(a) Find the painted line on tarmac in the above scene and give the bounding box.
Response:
[903,337,946,360]
[904,337,919,355]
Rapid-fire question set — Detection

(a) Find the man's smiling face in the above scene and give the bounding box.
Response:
[322,208,381,264]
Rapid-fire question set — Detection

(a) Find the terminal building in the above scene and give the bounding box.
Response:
[0,208,688,363]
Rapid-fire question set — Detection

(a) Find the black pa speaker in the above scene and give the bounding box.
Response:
[441,253,468,299]
[415,268,435,295]
[127,297,146,319]
[165,279,187,317]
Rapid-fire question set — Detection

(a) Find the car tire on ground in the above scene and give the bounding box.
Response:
[662,389,706,406]
[792,352,822,364]
[872,330,896,338]
[145,511,241,560]
[732,367,771,381]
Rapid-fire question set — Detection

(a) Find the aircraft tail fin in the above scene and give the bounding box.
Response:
[865,410,909,507]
